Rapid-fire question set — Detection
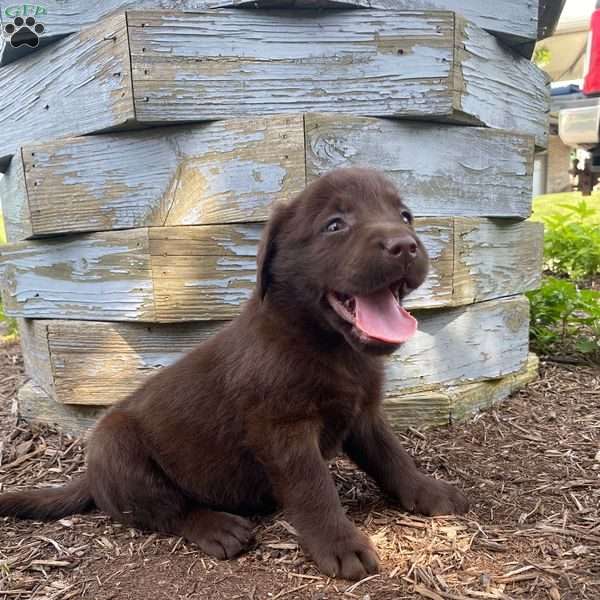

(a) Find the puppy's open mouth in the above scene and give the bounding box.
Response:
[326,284,418,345]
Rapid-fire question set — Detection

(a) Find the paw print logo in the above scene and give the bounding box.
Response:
[3,16,45,48]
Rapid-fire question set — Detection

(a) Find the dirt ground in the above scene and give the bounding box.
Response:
[0,341,598,600]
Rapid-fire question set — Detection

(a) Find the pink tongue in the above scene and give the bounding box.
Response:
[354,289,418,343]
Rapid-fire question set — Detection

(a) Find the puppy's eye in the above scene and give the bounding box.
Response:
[401,210,413,225]
[324,218,347,233]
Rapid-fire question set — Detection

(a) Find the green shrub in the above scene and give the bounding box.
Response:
[528,278,600,358]
[528,198,600,361]
[0,299,18,341]
[542,200,600,281]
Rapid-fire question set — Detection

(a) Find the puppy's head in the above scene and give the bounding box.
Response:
[256,168,429,355]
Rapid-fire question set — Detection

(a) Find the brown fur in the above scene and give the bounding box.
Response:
[0,168,468,580]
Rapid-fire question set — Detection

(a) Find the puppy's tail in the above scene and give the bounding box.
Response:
[0,475,94,520]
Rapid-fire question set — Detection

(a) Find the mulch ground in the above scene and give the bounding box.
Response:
[0,341,598,600]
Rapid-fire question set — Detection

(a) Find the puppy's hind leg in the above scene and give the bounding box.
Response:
[181,508,255,559]
[87,411,254,559]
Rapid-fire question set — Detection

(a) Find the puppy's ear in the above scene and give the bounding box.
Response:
[256,202,293,300]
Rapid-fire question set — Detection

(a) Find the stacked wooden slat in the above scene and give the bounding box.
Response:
[0,0,542,67]
[0,1,548,435]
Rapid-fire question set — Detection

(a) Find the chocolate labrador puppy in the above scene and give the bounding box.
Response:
[0,168,468,580]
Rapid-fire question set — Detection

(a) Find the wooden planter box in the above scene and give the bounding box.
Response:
[0,1,541,67]
[18,294,530,406]
[0,219,543,321]
[0,8,548,169]
[0,115,535,242]
[17,354,539,436]
[0,3,547,430]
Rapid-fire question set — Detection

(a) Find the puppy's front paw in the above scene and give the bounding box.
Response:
[399,474,469,516]
[304,530,379,580]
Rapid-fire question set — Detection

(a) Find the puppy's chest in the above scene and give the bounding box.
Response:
[317,390,366,460]
[311,357,381,460]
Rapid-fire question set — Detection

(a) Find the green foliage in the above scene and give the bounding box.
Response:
[528,196,600,361]
[0,298,18,342]
[531,192,600,226]
[542,200,600,281]
[533,46,551,68]
[528,278,600,358]
[0,209,17,342]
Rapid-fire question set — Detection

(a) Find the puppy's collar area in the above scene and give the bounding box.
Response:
[326,287,417,345]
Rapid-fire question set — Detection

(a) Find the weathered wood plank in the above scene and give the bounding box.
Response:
[149,220,455,319]
[0,229,156,320]
[304,115,535,219]
[0,9,548,167]
[0,154,32,242]
[455,19,550,148]
[19,116,306,238]
[1,115,534,241]
[449,354,539,423]
[0,219,542,321]
[17,381,105,438]
[0,12,134,171]
[128,10,547,144]
[34,321,222,405]
[385,296,530,398]
[128,10,454,122]
[18,295,529,406]
[453,219,544,305]
[17,318,55,398]
[16,353,537,437]
[0,1,538,68]
[149,223,266,319]
[0,1,215,66]
[385,353,538,430]
[217,1,538,51]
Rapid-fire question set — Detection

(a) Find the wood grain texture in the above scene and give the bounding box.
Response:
[0,229,156,320]
[17,318,55,397]
[455,20,550,148]
[19,295,530,406]
[385,296,530,398]
[19,116,305,237]
[128,9,546,142]
[0,219,543,321]
[31,320,222,405]
[128,9,455,122]
[0,9,547,167]
[0,12,134,170]
[0,154,32,242]
[448,354,539,423]
[218,1,538,50]
[453,219,544,305]
[148,223,264,319]
[0,0,538,67]
[1,115,534,240]
[304,114,535,219]
[17,381,105,438]
[385,353,538,430]
[0,0,213,66]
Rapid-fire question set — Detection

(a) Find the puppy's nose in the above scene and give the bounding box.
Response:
[383,235,418,259]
